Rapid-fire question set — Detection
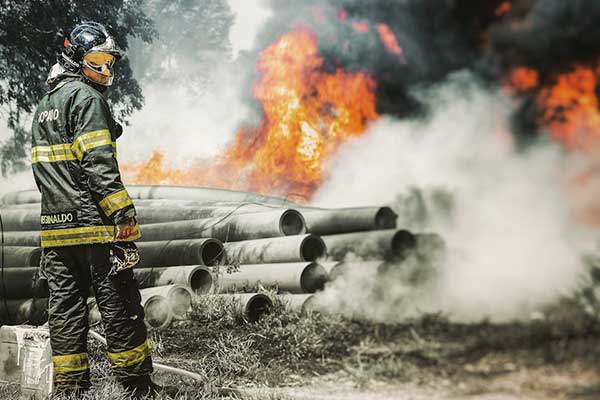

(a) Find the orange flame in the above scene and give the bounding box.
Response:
[352,20,370,33]
[509,67,539,91]
[495,1,511,17]
[513,64,600,226]
[376,23,405,61]
[126,29,379,202]
[537,65,600,151]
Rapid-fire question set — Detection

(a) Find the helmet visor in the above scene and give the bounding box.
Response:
[82,52,115,86]
[84,52,116,68]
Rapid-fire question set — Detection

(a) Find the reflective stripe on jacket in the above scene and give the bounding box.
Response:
[31,78,140,247]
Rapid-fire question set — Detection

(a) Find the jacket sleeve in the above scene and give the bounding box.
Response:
[70,95,136,225]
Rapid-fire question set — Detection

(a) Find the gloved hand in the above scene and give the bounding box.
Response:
[109,242,140,275]
[116,217,136,240]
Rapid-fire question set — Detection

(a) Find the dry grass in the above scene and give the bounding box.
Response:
[2,294,600,399]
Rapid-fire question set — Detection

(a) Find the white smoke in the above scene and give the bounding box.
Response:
[0,118,35,196]
[311,72,593,322]
[227,0,272,57]
[117,0,268,165]
[118,69,251,164]
[0,170,36,200]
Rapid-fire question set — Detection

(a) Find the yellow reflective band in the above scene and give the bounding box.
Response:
[98,189,134,216]
[71,129,113,160]
[31,144,76,164]
[40,224,141,247]
[41,225,115,247]
[107,340,151,369]
[53,352,89,374]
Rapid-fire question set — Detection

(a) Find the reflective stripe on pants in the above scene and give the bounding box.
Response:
[42,244,153,389]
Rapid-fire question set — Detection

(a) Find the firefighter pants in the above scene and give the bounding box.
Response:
[41,244,153,390]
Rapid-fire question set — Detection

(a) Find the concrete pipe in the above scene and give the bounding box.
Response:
[0,267,48,299]
[139,209,306,242]
[301,294,330,314]
[297,207,397,235]
[139,284,194,320]
[0,298,48,325]
[2,209,305,246]
[223,234,326,265]
[322,229,416,261]
[208,293,273,322]
[2,246,42,268]
[0,208,42,231]
[134,203,278,225]
[126,185,297,207]
[88,295,174,330]
[326,260,383,281]
[0,190,41,206]
[279,294,313,313]
[214,262,328,294]
[0,202,281,230]
[136,239,224,267]
[134,266,213,294]
[1,232,40,247]
[133,199,279,209]
[0,185,298,207]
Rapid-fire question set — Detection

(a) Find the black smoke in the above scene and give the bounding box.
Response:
[239,0,600,142]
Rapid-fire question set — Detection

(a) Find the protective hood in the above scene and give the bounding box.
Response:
[46,63,80,89]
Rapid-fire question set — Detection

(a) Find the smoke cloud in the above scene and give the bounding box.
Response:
[1,1,597,324]
[310,73,593,322]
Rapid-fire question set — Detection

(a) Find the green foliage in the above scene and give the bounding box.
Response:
[0,0,157,174]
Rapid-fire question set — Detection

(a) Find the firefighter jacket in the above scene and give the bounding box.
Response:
[31,77,140,247]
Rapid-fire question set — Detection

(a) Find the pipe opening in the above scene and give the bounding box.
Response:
[391,230,417,260]
[145,297,171,329]
[375,207,398,229]
[245,295,272,322]
[280,210,306,236]
[190,269,213,294]
[202,240,225,266]
[302,295,320,314]
[170,288,192,318]
[300,263,329,293]
[300,235,326,261]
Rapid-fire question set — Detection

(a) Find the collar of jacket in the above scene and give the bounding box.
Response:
[47,76,82,94]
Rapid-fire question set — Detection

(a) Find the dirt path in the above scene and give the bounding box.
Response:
[245,356,600,400]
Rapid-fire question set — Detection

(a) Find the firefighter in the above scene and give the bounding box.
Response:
[31,21,156,398]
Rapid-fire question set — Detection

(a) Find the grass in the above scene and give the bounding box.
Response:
[2,293,600,399]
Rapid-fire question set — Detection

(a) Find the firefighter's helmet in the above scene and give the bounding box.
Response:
[60,21,124,86]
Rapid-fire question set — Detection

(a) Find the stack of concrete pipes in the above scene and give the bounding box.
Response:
[0,185,438,328]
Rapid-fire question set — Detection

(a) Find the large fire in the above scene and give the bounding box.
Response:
[506,64,600,225]
[537,66,600,152]
[125,28,379,202]
[508,64,600,152]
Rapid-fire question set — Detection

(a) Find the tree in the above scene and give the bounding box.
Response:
[0,0,157,174]
[128,0,234,91]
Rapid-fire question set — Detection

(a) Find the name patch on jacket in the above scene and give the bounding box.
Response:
[41,212,77,225]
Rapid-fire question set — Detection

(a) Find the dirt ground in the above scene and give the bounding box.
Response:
[246,350,600,400]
